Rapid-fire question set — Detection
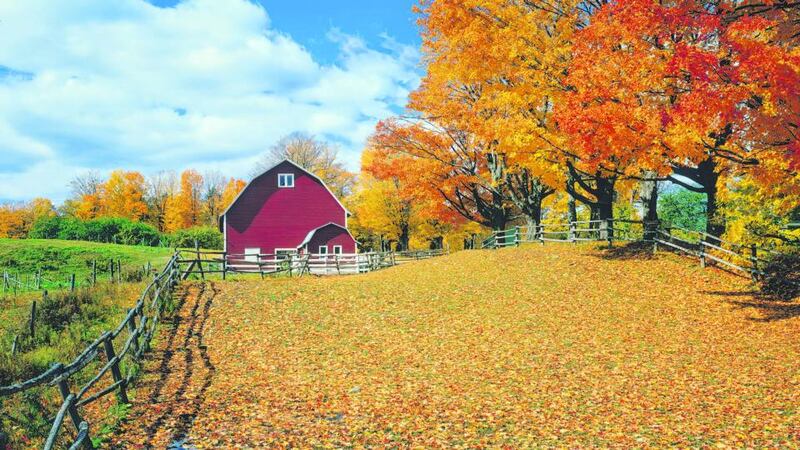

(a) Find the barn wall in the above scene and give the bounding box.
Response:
[224,161,348,256]
[306,225,357,254]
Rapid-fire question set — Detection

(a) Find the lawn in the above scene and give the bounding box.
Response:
[111,244,800,448]
[0,238,174,291]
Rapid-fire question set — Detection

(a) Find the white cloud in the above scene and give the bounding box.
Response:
[0,0,420,202]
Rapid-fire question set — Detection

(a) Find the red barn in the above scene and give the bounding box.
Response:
[219,159,357,259]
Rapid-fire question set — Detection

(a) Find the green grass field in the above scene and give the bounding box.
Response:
[0,239,174,291]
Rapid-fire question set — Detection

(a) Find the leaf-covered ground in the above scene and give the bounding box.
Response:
[110,244,800,448]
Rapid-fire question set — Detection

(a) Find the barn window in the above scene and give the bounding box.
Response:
[318,245,328,255]
[278,173,294,188]
[333,245,343,255]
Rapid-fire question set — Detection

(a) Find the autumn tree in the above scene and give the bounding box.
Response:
[220,178,247,212]
[146,171,178,232]
[255,132,356,198]
[100,170,149,220]
[164,169,204,232]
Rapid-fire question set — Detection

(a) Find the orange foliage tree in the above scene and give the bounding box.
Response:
[164,170,204,232]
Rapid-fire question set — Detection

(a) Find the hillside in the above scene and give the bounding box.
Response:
[110,244,800,448]
[0,239,173,289]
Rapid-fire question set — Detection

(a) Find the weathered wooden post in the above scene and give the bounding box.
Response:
[288,254,294,277]
[569,222,576,244]
[36,269,42,290]
[194,240,205,281]
[221,252,227,280]
[515,226,521,247]
[102,335,129,404]
[30,295,39,338]
[70,274,76,292]
[750,244,759,282]
[699,241,707,268]
[606,218,614,247]
[55,369,93,450]
[11,335,18,355]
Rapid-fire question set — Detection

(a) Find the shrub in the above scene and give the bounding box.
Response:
[84,217,128,243]
[57,217,89,240]
[28,216,62,239]
[168,226,223,250]
[117,221,161,246]
[760,253,800,301]
[658,189,707,232]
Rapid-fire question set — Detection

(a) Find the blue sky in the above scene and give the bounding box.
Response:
[0,0,421,203]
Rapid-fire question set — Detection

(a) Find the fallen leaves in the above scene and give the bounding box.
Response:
[110,244,800,448]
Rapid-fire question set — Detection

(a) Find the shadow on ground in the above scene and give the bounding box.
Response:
[111,282,218,449]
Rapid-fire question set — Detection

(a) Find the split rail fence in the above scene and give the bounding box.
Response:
[480,219,776,280]
[0,253,182,450]
[0,245,443,449]
[176,246,445,280]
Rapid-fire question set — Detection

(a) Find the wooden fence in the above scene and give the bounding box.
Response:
[0,252,182,450]
[1,259,144,296]
[480,219,778,280]
[176,246,445,279]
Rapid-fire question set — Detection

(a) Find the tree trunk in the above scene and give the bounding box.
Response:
[671,157,725,240]
[398,225,410,251]
[568,194,577,224]
[640,172,659,240]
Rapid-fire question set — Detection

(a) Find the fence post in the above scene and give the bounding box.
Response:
[606,218,614,247]
[11,335,18,355]
[102,335,129,404]
[222,252,227,280]
[288,255,293,277]
[515,226,521,246]
[699,241,707,268]
[194,240,205,281]
[569,222,576,244]
[36,269,42,290]
[70,274,76,292]
[109,260,114,282]
[30,296,39,338]
[56,371,93,450]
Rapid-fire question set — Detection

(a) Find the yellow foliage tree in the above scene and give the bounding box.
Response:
[164,170,204,232]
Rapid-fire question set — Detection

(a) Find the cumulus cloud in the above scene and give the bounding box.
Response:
[0,0,420,202]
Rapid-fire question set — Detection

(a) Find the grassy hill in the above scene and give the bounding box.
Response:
[110,243,800,448]
[0,239,174,290]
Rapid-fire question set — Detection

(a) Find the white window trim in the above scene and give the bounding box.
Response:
[333,245,343,255]
[318,245,328,255]
[278,173,295,188]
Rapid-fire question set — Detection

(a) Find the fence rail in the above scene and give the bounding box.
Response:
[480,219,777,280]
[0,252,182,449]
[175,246,445,280]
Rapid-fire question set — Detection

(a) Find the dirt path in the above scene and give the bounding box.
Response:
[110,283,217,449]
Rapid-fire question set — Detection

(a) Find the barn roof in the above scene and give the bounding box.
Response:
[219,158,351,222]
[297,222,358,249]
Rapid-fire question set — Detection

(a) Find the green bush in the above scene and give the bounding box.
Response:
[28,217,62,239]
[28,216,165,247]
[117,221,161,246]
[168,226,223,250]
[761,253,800,301]
[658,189,707,231]
[57,217,89,240]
